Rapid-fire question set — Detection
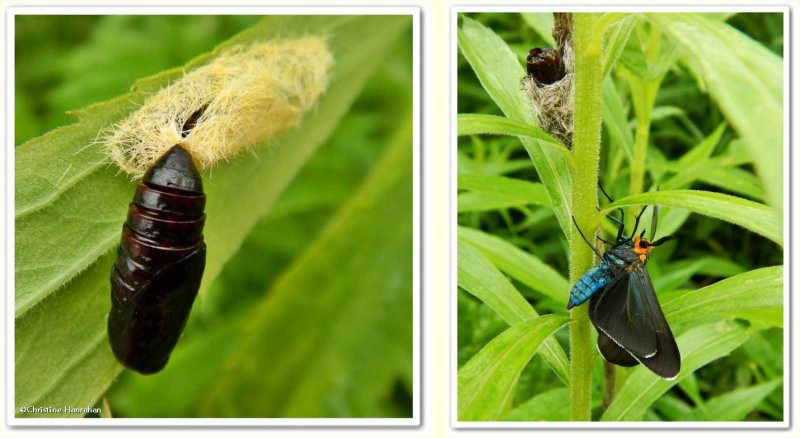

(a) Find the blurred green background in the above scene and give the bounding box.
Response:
[457,12,782,421]
[15,15,414,418]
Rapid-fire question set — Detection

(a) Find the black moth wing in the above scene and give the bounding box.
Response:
[109,241,206,374]
[596,331,638,367]
[589,266,658,358]
[591,268,681,379]
[594,311,681,379]
[638,320,680,379]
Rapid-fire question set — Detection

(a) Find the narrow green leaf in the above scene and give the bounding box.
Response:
[653,394,694,420]
[458,192,529,213]
[457,113,565,150]
[699,167,765,201]
[602,320,751,421]
[648,13,783,215]
[458,17,531,123]
[458,240,536,325]
[459,16,572,236]
[521,13,555,46]
[602,14,637,78]
[457,174,549,212]
[601,189,781,246]
[458,239,569,383]
[677,374,704,409]
[458,314,569,421]
[662,157,764,201]
[593,13,630,37]
[458,174,549,206]
[742,332,783,379]
[649,106,685,123]
[690,379,782,421]
[601,77,634,161]
[458,226,568,302]
[660,158,729,191]
[14,15,410,416]
[676,123,726,168]
[661,124,754,197]
[458,150,533,177]
[501,387,572,421]
[654,256,746,292]
[662,266,782,325]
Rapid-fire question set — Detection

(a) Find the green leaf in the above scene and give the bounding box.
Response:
[658,123,763,199]
[458,226,568,302]
[458,240,535,324]
[654,256,746,292]
[501,387,571,421]
[688,379,781,421]
[459,16,572,236]
[649,105,685,122]
[458,314,569,421]
[15,252,122,416]
[662,157,764,201]
[600,189,781,246]
[601,14,637,78]
[674,122,726,169]
[14,15,411,417]
[457,192,527,213]
[457,113,564,149]
[197,111,413,418]
[742,332,783,379]
[677,374,704,409]
[602,320,751,421]
[648,14,783,215]
[458,17,531,123]
[458,150,533,177]
[520,13,555,46]
[457,239,569,383]
[662,266,782,326]
[457,173,550,212]
[458,174,549,205]
[601,77,635,161]
[699,167,765,201]
[653,394,694,420]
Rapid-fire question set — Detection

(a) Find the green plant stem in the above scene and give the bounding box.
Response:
[630,114,651,196]
[624,27,664,197]
[569,13,604,421]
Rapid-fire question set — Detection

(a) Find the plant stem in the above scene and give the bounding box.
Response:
[602,361,615,409]
[625,27,664,197]
[569,13,604,421]
[630,115,650,196]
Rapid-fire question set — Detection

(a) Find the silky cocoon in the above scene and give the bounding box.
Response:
[103,36,332,177]
[522,14,574,149]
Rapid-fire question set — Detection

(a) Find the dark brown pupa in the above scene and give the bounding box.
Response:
[108,144,206,374]
[526,47,566,85]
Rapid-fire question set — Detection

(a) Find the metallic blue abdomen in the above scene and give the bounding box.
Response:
[568,263,616,309]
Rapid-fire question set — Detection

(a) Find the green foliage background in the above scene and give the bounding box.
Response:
[15,15,414,418]
[457,12,783,422]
